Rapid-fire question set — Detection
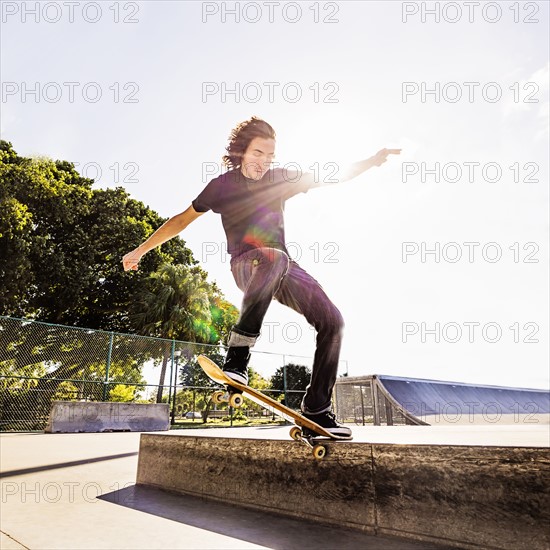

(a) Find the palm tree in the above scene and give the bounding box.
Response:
[132,263,213,403]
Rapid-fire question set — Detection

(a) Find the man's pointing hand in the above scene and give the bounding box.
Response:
[371,148,402,167]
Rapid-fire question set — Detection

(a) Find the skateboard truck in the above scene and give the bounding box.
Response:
[211,388,244,409]
[289,426,327,460]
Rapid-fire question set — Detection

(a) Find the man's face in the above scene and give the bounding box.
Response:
[240,137,276,180]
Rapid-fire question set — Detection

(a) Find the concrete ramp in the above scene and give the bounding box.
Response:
[136,432,549,550]
[378,376,550,425]
[335,375,550,425]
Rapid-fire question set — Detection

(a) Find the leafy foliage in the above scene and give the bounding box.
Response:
[0,141,240,424]
[271,363,311,409]
[0,140,238,340]
[109,384,137,402]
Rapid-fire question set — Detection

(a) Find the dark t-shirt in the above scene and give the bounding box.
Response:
[192,167,320,258]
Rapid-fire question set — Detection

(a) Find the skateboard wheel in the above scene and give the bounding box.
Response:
[312,444,326,460]
[212,391,225,405]
[289,426,302,441]
[229,393,244,408]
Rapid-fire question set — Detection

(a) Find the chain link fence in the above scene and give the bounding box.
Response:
[0,316,348,431]
[333,378,414,426]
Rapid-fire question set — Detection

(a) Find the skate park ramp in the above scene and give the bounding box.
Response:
[334,375,550,425]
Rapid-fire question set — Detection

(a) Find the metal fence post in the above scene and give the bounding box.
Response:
[168,340,175,418]
[103,332,114,401]
[282,354,287,406]
[171,348,180,426]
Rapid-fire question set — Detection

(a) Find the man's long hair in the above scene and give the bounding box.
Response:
[222,117,276,170]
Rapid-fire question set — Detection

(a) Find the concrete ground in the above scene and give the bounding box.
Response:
[1,424,548,549]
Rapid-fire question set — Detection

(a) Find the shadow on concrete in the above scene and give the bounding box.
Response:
[99,485,454,550]
[0,452,138,478]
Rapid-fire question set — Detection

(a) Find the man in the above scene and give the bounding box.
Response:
[122,117,400,437]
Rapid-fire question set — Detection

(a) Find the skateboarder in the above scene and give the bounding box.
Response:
[122,117,401,437]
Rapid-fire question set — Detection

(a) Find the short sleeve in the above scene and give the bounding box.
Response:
[276,167,321,200]
[191,177,220,213]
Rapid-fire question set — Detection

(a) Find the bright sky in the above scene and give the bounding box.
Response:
[2,1,549,389]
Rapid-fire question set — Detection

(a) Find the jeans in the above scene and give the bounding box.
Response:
[228,247,344,414]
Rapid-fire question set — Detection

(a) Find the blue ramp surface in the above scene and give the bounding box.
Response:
[377,375,550,423]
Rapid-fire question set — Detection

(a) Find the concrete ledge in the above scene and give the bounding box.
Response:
[136,433,549,550]
[45,402,169,433]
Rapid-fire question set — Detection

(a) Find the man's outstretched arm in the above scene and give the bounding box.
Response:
[336,148,402,184]
[122,204,204,271]
[283,148,402,195]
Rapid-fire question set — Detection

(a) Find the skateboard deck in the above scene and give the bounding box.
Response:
[197,354,352,459]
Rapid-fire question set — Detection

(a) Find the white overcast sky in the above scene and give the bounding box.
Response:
[2,1,549,389]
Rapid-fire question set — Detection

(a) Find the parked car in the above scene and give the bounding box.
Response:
[185,411,202,419]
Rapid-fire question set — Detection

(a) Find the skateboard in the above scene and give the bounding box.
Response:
[197,354,352,459]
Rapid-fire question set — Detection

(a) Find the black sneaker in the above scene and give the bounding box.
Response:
[222,346,250,385]
[302,410,353,439]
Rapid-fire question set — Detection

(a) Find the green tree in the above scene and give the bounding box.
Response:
[179,350,225,422]
[208,288,240,344]
[271,363,311,409]
[132,263,214,403]
[171,388,194,418]
[109,384,136,402]
[245,367,272,417]
[0,141,204,331]
[0,197,33,314]
[0,141,240,426]
[178,354,274,422]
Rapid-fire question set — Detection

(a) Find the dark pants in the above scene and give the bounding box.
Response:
[228,247,344,414]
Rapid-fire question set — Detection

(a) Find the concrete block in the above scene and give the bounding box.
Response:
[373,444,549,549]
[45,401,169,433]
[136,434,376,532]
[136,433,550,550]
